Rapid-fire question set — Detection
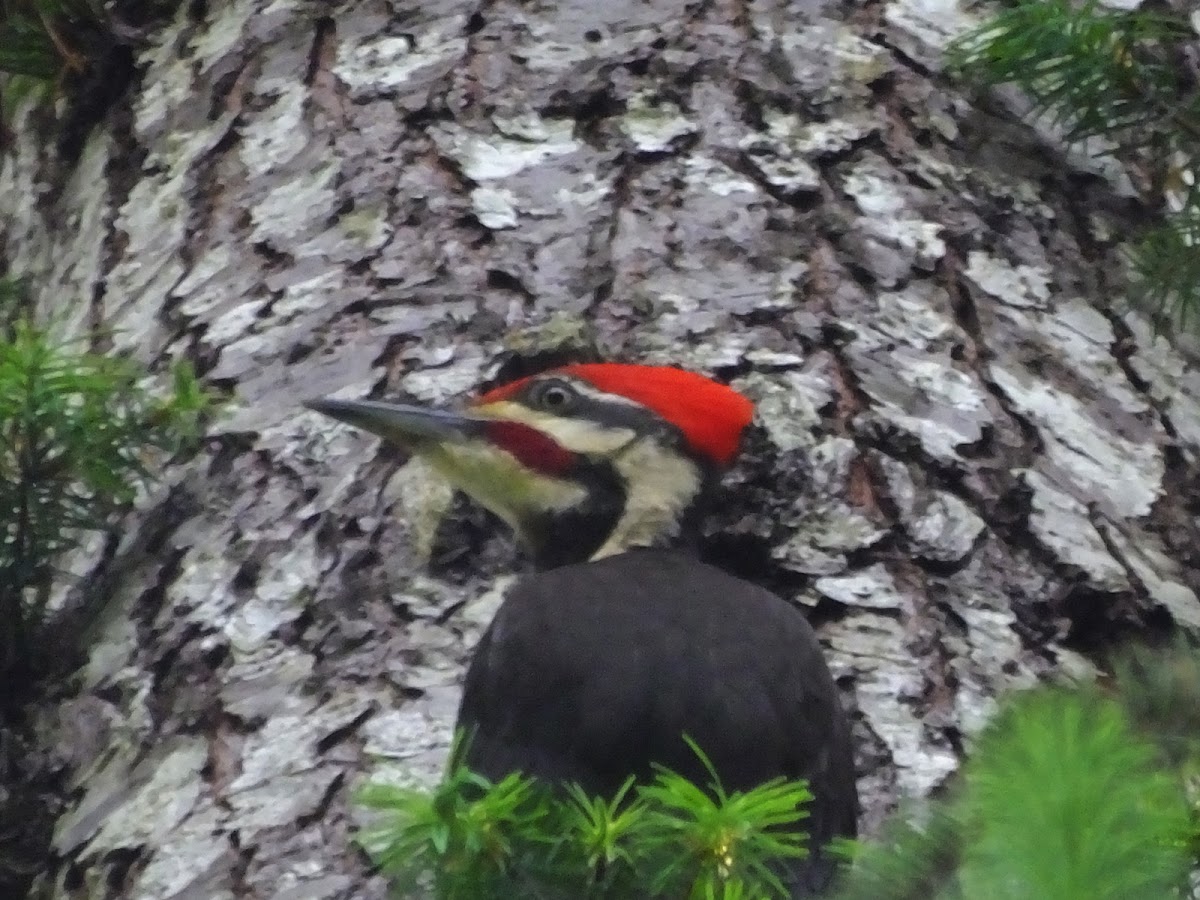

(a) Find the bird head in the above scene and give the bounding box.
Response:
[307,363,754,569]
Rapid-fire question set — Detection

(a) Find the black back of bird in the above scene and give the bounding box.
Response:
[456,548,859,896]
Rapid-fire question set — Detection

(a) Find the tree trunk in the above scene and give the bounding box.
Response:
[2,0,1199,897]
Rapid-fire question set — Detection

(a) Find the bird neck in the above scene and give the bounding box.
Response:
[524,444,713,570]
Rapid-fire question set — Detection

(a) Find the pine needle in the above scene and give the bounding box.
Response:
[948,0,1200,329]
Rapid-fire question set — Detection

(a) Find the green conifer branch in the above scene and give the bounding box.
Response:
[958,688,1191,899]
[0,278,220,692]
[356,737,814,899]
[948,0,1200,329]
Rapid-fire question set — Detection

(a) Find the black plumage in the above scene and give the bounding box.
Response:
[457,548,858,895]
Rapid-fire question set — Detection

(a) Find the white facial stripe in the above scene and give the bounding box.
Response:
[468,394,703,558]
[422,439,588,538]
[568,380,644,408]
[539,415,637,454]
[591,438,701,560]
[473,401,638,455]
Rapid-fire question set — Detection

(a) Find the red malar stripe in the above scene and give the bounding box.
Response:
[483,420,576,475]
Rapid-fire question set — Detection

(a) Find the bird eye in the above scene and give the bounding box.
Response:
[533,381,576,411]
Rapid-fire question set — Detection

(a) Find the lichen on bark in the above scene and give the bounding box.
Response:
[3,0,1200,896]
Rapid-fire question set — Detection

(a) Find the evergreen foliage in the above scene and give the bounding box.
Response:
[948,0,1200,328]
[0,0,105,79]
[0,0,164,141]
[956,689,1190,899]
[834,645,1200,900]
[361,650,1200,900]
[0,277,217,697]
[357,737,813,899]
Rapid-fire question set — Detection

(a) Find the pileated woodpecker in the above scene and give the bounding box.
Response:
[309,363,858,894]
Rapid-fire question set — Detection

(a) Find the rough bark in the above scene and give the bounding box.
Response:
[2,0,1199,897]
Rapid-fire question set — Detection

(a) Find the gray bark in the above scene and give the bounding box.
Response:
[2,0,1199,897]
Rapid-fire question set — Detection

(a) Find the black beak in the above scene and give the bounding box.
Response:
[304,397,488,445]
